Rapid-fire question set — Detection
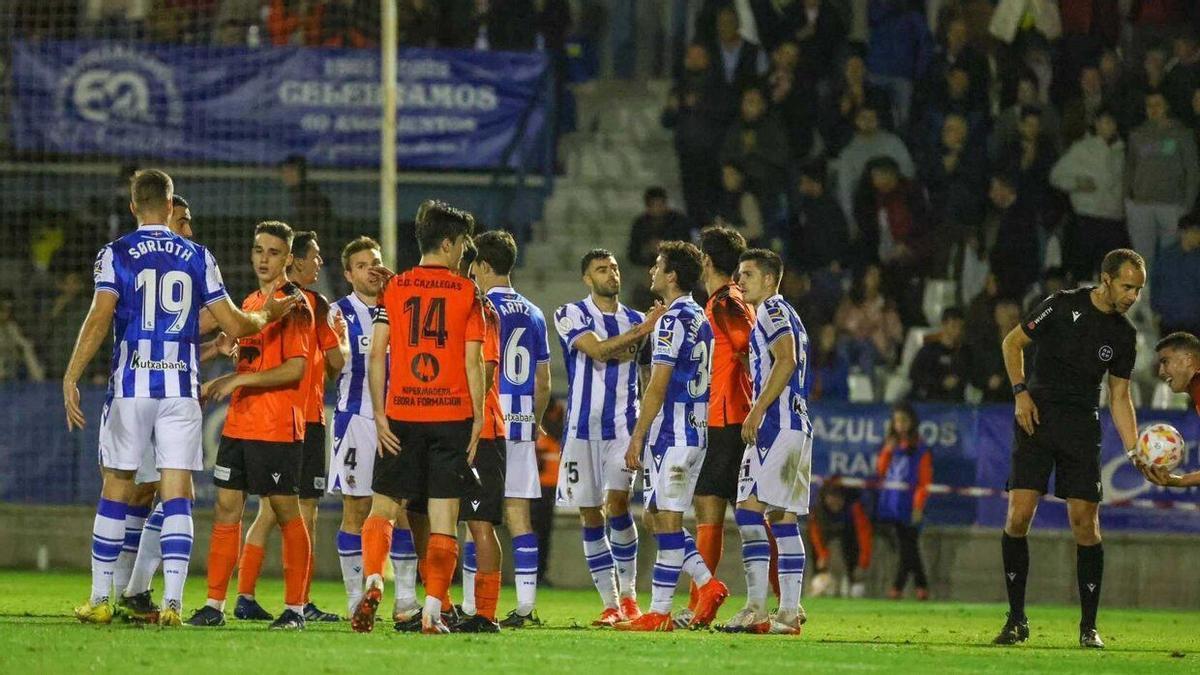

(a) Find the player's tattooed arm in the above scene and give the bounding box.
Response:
[62,290,118,430]
[742,332,798,445]
[625,364,672,470]
[1001,325,1039,435]
[465,340,486,466]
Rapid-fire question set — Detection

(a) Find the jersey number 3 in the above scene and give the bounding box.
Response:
[135,268,193,334]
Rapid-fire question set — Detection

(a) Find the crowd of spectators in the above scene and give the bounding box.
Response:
[650,0,1200,405]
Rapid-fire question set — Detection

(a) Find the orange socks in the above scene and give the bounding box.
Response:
[206,522,242,604]
[236,543,265,596]
[280,517,311,607]
[362,516,393,579]
[475,571,501,621]
[424,534,458,608]
[688,523,725,610]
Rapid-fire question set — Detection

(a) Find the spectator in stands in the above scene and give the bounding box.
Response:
[720,87,791,220]
[1115,47,1168,132]
[0,291,45,383]
[808,478,873,598]
[1166,33,1200,127]
[1060,66,1110,145]
[912,64,988,157]
[876,401,932,601]
[985,173,1042,300]
[919,113,987,245]
[316,0,378,47]
[994,107,1059,214]
[707,6,768,99]
[766,41,818,162]
[1150,213,1200,338]
[267,0,323,45]
[279,155,334,234]
[866,0,933,128]
[808,323,851,402]
[1125,91,1199,277]
[663,43,727,224]
[909,307,968,402]
[964,272,1002,350]
[853,157,932,325]
[786,159,850,273]
[989,71,1061,161]
[821,50,892,155]
[920,16,990,118]
[835,106,914,225]
[627,187,693,269]
[835,264,904,371]
[39,269,93,380]
[792,0,848,87]
[968,298,1021,403]
[397,0,440,47]
[710,162,764,245]
[1050,109,1128,282]
[1022,266,1068,313]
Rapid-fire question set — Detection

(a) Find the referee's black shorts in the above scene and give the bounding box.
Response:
[1007,404,1103,503]
[459,438,506,525]
[695,424,743,501]
[373,418,472,503]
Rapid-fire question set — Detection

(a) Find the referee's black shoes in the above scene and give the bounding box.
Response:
[1079,627,1105,649]
[991,612,1030,645]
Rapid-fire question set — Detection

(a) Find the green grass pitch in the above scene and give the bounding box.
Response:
[1,571,1197,673]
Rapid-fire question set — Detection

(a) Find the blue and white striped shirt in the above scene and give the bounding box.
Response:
[648,295,712,449]
[332,293,376,418]
[487,286,551,441]
[555,296,645,441]
[94,224,228,399]
[749,294,811,438]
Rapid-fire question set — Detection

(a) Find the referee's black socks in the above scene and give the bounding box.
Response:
[1077,543,1104,630]
[1001,533,1029,621]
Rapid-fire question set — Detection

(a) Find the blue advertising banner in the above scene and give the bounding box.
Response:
[3,383,1198,532]
[9,42,550,171]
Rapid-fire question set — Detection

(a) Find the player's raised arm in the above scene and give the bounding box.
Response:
[571,306,663,362]
[625,363,672,471]
[207,281,300,339]
[62,290,118,430]
[742,331,797,445]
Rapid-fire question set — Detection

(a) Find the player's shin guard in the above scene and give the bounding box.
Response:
[91,498,128,605]
[736,509,771,611]
[126,503,164,596]
[681,529,713,586]
[337,530,364,614]
[424,534,459,616]
[650,532,686,615]
[582,526,619,609]
[205,522,242,610]
[1001,533,1029,620]
[390,527,418,607]
[1077,543,1103,630]
[361,516,392,586]
[512,533,539,613]
[608,513,638,599]
[461,541,478,616]
[280,517,311,613]
[236,543,265,597]
[160,498,194,611]
[772,522,805,615]
[114,504,151,595]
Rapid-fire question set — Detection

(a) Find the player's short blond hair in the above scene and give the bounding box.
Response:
[341,235,381,270]
[131,169,173,213]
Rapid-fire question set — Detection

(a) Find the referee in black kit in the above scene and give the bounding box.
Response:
[993,249,1145,649]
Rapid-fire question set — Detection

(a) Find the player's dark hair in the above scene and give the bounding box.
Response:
[459,235,478,275]
[941,306,964,323]
[474,230,517,275]
[254,220,294,248]
[414,200,476,254]
[130,169,173,214]
[172,194,189,210]
[580,248,615,275]
[1100,248,1145,279]
[1155,331,1200,358]
[699,226,746,277]
[887,400,921,445]
[341,235,381,270]
[291,230,318,258]
[738,248,784,286]
[657,240,703,293]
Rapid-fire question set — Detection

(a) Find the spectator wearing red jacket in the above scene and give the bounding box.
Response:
[876,401,933,600]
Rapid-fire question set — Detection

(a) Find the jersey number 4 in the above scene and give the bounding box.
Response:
[134,268,193,334]
[402,296,448,347]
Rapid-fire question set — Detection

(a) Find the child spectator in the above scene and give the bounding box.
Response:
[876,402,933,600]
[808,477,873,598]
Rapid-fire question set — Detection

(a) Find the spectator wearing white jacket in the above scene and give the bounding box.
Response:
[1050,110,1128,281]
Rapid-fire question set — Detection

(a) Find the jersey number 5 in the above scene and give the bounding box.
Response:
[134,268,193,334]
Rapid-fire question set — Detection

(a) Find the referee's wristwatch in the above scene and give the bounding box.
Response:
[1011,383,1028,397]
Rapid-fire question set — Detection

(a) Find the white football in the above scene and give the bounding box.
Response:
[1137,423,1186,472]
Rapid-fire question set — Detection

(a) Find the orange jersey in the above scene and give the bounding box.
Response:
[705,282,754,427]
[376,265,485,422]
[224,288,314,442]
[481,297,506,440]
[301,288,340,425]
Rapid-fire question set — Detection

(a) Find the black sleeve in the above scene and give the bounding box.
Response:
[908,345,937,399]
[1108,329,1136,380]
[1019,291,1061,342]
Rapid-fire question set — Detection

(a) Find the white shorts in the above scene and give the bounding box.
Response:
[505,440,540,499]
[98,398,203,474]
[642,444,705,513]
[737,428,813,515]
[556,437,636,508]
[135,441,160,485]
[327,412,376,497]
